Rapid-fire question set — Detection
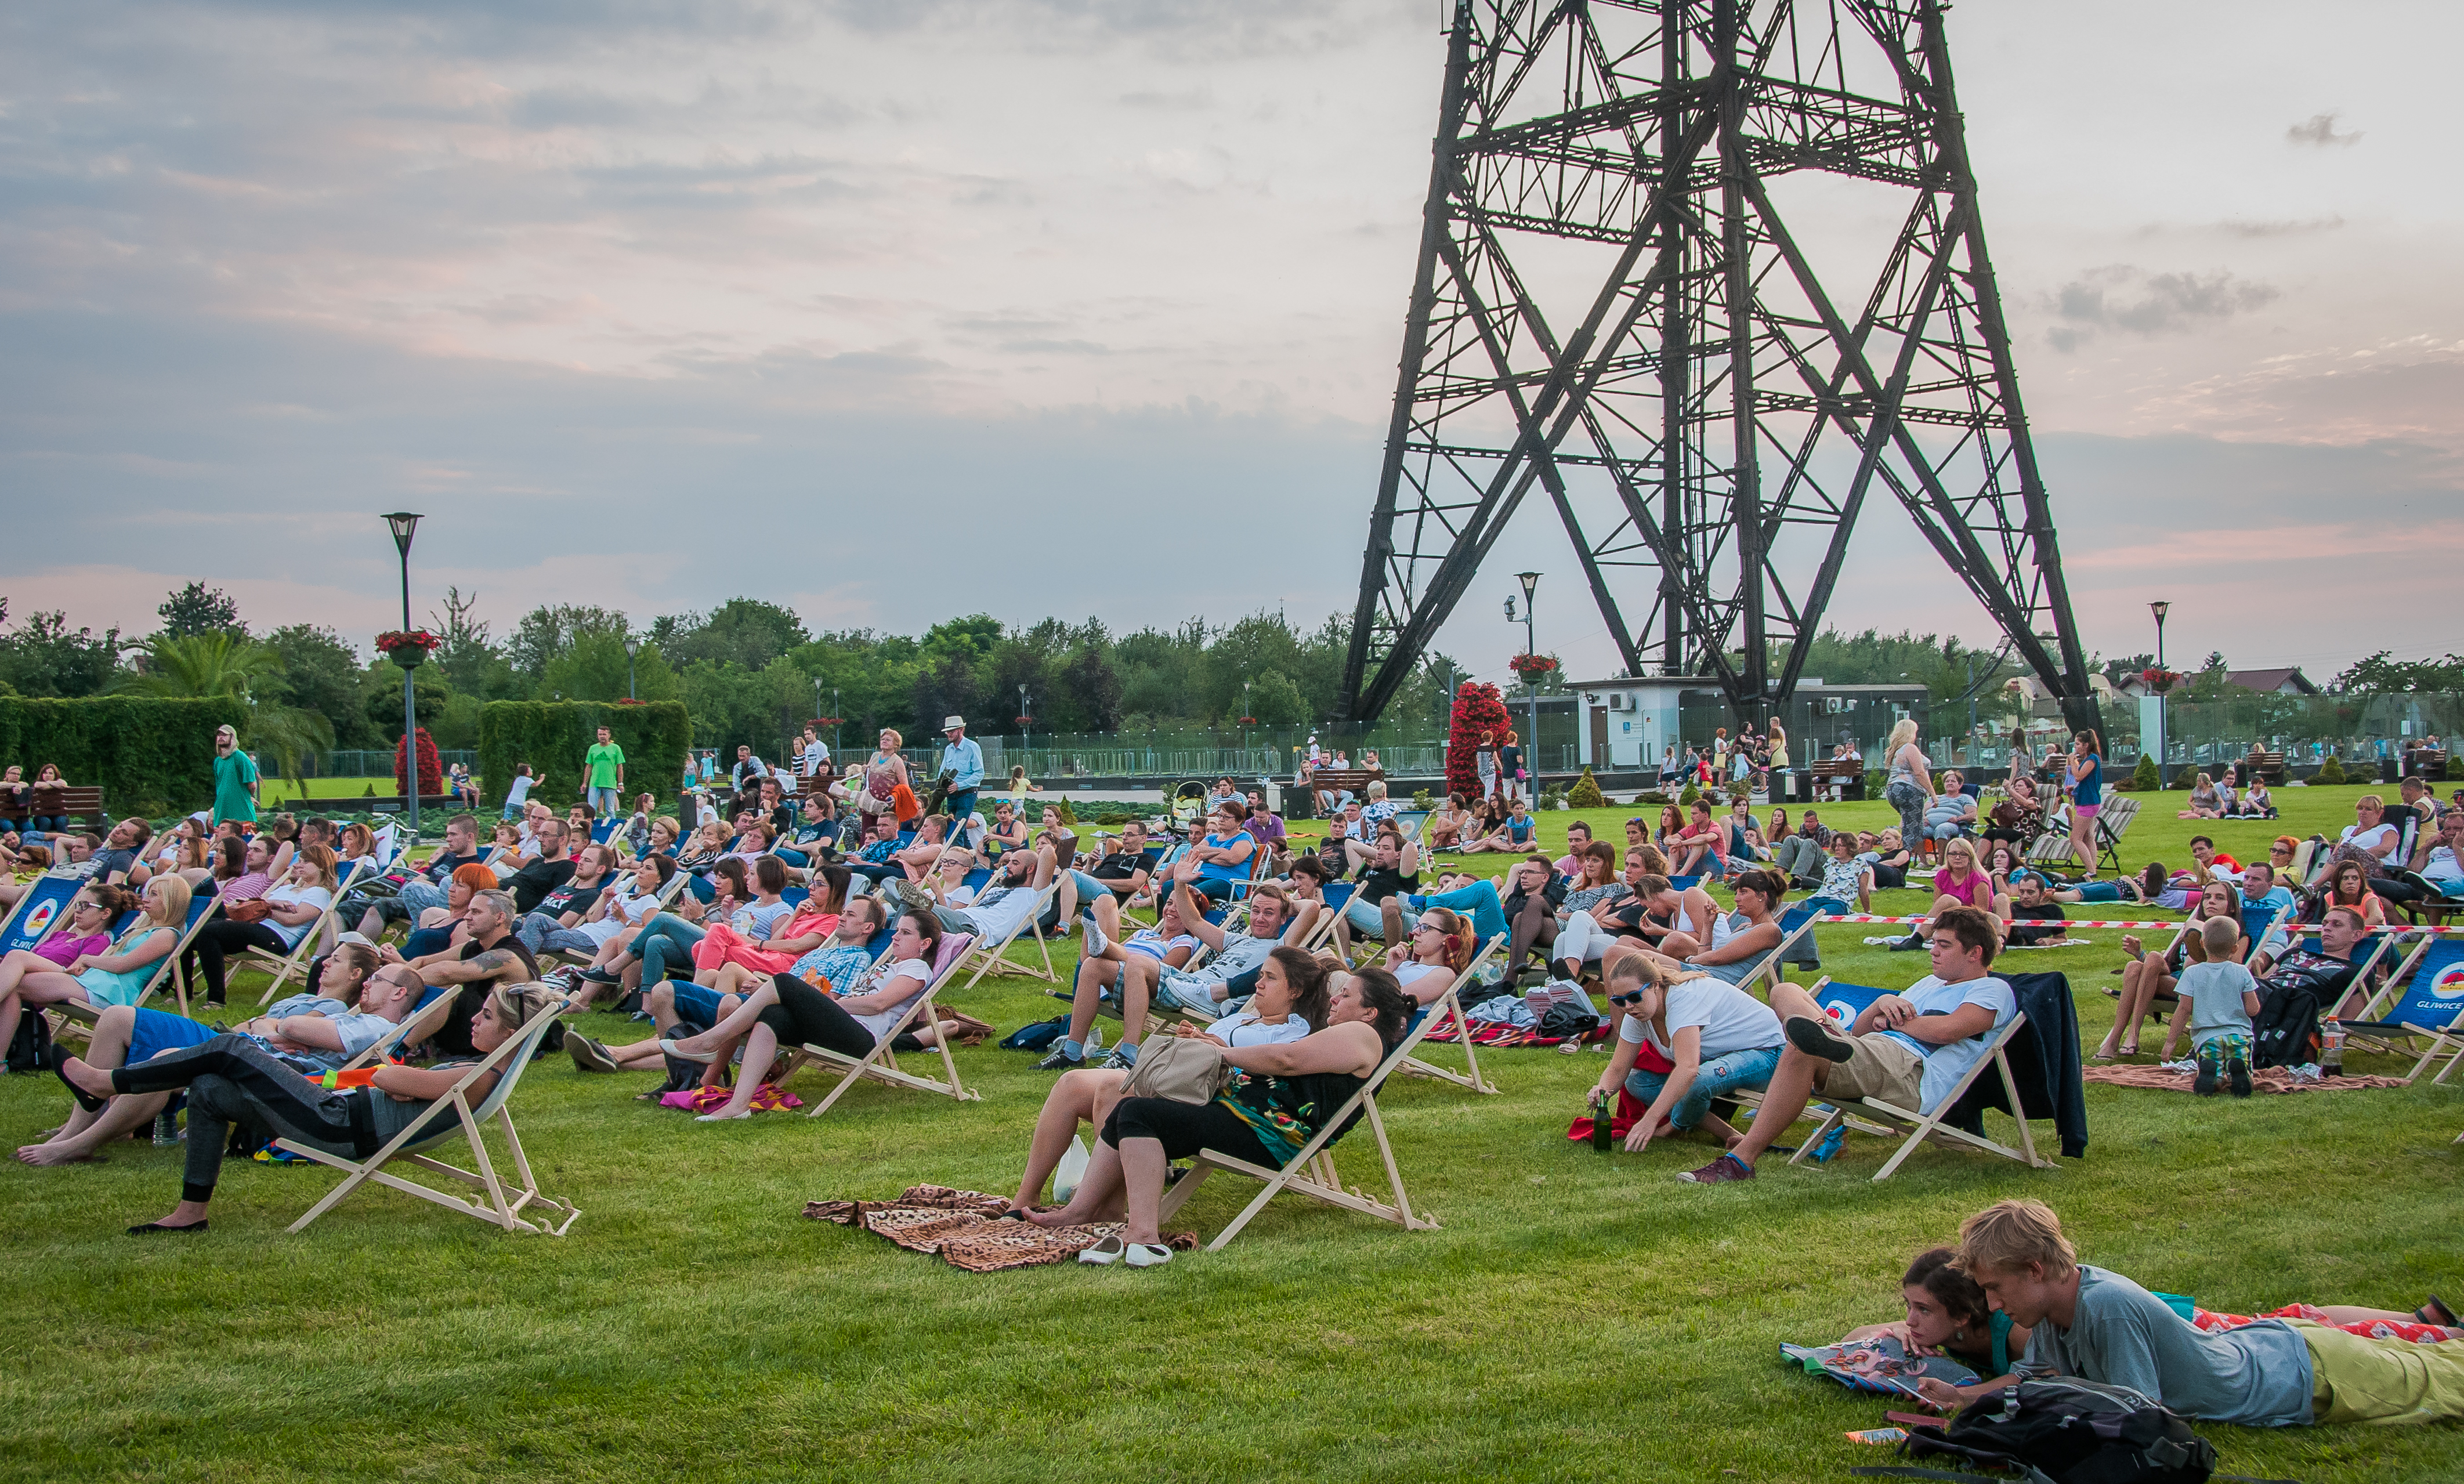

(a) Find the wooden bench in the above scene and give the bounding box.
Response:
[1806,759,1866,801]
[2239,751,2285,784]
[1301,768,1384,800]
[24,786,107,830]
[2401,748,2448,780]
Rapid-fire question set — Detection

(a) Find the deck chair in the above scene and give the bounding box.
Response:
[1389,809,1430,844]
[1745,905,1822,990]
[1778,979,2055,1182]
[776,932,979,1116]
[2333,938,2464,1085]
[954,876,1063,989]
[1154,953,1477,1250]
[2239,901,2294,967]
[1293,882,1352,955]
[2305,931,2405,1027]
[251,858,373,1005]
[0,873,84,956]
[338,988,462,1072]
[52,893,223,1030]
[1394,934,1506,1095]
[277,1005,578,1236]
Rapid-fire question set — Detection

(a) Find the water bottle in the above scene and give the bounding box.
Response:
[1085,1025,1105,1058]
[153,1109,181,1147]
[1589,1087,1613,1151]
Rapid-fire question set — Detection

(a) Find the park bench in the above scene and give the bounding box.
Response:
[2239,751,2285,784]
[39,787,108,830]
[1805,759,1865,801]
[1302,768,1384,801]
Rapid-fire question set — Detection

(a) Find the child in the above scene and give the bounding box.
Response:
[2166,916,2260,1096]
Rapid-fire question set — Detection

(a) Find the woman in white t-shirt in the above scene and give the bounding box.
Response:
[1188,944,1326,1047]
[1589,954,1785,1154]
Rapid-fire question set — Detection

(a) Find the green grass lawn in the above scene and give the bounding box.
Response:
[3,784,2458,1481]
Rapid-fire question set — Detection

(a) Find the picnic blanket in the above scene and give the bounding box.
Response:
[2081,1065,2411,1095]
[1781,1334,1979,1398]
[1421,1008,1615,1051]
[802,1185,1197,1273]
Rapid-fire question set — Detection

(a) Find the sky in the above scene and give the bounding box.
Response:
[2,0,2458,696]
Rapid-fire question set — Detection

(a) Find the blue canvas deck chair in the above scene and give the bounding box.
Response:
[779,931,979,1117]
[2336,936,2461,1078]
[0,873,83,957]
[1775,979,2052,1182]
[1152,938,1502,1250]
[954,873,1064,990]
[278,1002,578,1236]
[52,892,222,1027]
[1395,933,1505,1095]
[2239,901,2294,967]
[2296,930,2403,1027]
[252,857,375,1005]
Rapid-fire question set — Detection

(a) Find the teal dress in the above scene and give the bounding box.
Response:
[214,750,260,824]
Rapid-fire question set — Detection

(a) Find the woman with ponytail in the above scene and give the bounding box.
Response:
[1383,904,1478,1007]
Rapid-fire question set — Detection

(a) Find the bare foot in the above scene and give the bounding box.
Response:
[16,1142,98,1167]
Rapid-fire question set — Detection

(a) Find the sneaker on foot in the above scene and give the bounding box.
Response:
[893,878,935,911]
[1034,1047,1084,1072]
[578,967,621,985]
[2227,1055,2253,1098]
[1100,1043,1138,1070]
[568,1034,618,1074]
[1677,1152,1755,1185]
[1783,1015,1855,1063]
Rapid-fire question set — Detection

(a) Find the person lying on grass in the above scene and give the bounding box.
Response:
[1607,867,1788,990]
[1911,1198,2464,1425]
[646,906,954,1123]
[1587,954,1784,1154]
[1676,904,2014,1185]
[1000,946,1332,1218]
[1006,961,1406,1269]
[56,981,558,1236]
[18,958,424,1167]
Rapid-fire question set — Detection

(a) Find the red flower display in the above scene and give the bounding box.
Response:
[1508,653,1558,678]
[394,726,443,799]
[1445,682,1512,802]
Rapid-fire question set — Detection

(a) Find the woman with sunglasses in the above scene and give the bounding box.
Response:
[1587,950,1787,1155]
[1382,906,1479,1007]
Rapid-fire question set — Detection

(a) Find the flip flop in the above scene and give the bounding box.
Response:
[2420,1295,2458,1327]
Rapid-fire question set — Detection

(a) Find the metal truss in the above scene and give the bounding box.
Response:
[1339,0,2101,733]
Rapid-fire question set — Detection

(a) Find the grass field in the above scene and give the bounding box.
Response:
[3,783,2458,1482]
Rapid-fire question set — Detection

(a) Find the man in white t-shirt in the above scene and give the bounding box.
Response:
[1679,904,2015,1184]
[917,842,1054,946]
[2408,808,2464,897]
[798,727,830,779]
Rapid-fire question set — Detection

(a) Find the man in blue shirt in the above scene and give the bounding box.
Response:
[936,714,985,827]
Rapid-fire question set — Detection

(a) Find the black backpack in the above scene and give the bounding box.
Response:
[1857,1377,2217,1484]
[6,1005,53,1074]
[2249,982,2322,1071]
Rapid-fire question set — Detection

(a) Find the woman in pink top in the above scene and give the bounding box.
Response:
[16,888,120,971]
[1928,837,2001,918]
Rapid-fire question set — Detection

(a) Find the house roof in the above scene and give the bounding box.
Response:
[2224,667,2320,694]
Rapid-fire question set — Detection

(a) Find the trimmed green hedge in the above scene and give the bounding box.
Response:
[477,701,691,812]
[0,697,248,816]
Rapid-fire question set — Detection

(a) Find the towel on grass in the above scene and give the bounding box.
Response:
[804,1185,1197,1273]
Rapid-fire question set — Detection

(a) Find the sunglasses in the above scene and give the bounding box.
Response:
[1608,991,1648,1006]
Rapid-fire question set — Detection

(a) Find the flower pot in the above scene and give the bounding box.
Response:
[387,645,429,669]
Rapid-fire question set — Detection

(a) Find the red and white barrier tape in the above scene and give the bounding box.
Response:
[1813,913,2463,935]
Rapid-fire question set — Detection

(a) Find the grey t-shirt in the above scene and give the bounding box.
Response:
[2179,961,2260,1047]
[2014,1265,2312,1427]
[1164,932,1278,1002]
[265,991,393,1067]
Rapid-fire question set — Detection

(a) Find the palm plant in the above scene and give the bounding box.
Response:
[118,632,335,786]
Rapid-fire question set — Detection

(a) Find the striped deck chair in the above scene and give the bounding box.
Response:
[250,857,375,1005]
[2333,938,2464,1085]
[1395,934,1505,1095]
[278,1006,578,1236]
[777,931,980,1116]
[1154,949,1491,1250]
[1771,978,2053,1181]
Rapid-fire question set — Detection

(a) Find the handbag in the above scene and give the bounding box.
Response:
[1116,1035,1231,1105]
[224,897,273,925]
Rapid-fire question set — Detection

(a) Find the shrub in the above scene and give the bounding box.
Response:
[1566,768,1606,808]
[1539,784,1567,810]
[477,701,690,810]
[1630,790,1667,806]
[2316,754,2347,785]
[2447,753,2463,781]
[393,726,443,798]
[0,696,246,816]
[2114,754,2158,792]
[1412,788,1434,810]
[1678,781,1700,807]
[2165,762,2195,790]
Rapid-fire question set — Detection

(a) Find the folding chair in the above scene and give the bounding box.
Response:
[1741,906,1821,993]
[252,859,374,1005]
[2333,938,2464,1085]
[776,932,979,1116]
[50,893,223,1031]
[1155,960,1471,1250]
[1294,881,1352,955]
[2089,796,2144,878]
[1779,980,2056,1181]
[2238,901,2293,967]
[1394,934,1505,1095]
[0,873,84,956]
[277,1006,579,1236]
[954,877,1063,989]
[2306,931,2404,1027]
[338,988,461,1072]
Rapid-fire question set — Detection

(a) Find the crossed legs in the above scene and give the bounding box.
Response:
[2097,955,2174,1058]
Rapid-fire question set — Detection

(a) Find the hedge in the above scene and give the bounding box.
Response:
[477,701,691,812]
[0,697,248,816]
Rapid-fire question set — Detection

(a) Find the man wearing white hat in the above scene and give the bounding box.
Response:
[936,715,986,829]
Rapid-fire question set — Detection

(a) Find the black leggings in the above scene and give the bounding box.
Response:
[111,1033,367,1204]
[755,974,880,1059]
[1101,1095,1275,1167]
[186,918,293,1002]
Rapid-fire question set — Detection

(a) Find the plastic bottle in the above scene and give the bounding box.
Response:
[153,1109,181,1147]
[2320,1026,2345,1076]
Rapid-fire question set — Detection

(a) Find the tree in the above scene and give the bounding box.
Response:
[155,582,245,640]
[656,598,809,672]
[0,605,124,697]
[506,605,631,683]
[1246,669,1309,726]
[262,624,379,749]
[2330,651,2464,694]
[1445,682,1511,800]
[119,632,333,783]
[429,587,519,700]
[540,634,680,705]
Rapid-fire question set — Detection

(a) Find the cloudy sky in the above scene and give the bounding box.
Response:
[3,0,2456,694]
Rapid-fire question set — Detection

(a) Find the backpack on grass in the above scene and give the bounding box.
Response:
[2249,983,2322,1070]
[1855,1377,2218,1484]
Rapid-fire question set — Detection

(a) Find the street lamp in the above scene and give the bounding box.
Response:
[1517,570,1540,782]
[2149,600,2172,784]
[1242,679,1253,767]
[624,635,640,701]
[381,512,423,834]
[1018,683,1032,754]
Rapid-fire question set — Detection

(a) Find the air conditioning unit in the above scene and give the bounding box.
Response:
[1607,693,1633,711]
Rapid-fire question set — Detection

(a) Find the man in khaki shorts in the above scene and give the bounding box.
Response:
[1678,904,2014,1184]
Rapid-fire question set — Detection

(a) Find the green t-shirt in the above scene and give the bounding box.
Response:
[213,749,259,823]
[584,741,625,788]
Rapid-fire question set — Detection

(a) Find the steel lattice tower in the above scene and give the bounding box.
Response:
[1338,0,2100,733]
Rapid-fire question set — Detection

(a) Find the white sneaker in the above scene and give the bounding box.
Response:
[1124,1242,1174,1269]
[1077,1233,1126,1266]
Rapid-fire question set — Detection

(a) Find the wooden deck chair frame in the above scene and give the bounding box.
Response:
[1786,1010,2056,1182]
[2336,932,2433,1055]
[251,859,374,1005]
[954,877,1063,989]
[1738,910,1820,996]
[338,989,462,1072]
[277,1006,578,1236]
[2338,989,2464,1086]
[2240,902,2294,968]
[53,894,225,1031]
[1725,977,1904,1142]
[1155,954,1477,1250]
[552,865,699,967]
[1394,935,1506,1095]
[777,933,980,1116]
[0,871,83,958]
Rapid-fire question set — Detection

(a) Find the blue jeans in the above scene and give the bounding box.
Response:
[1417,878,1507,942]
[1624,1045,1783,1131]
[945,787,979,825]
[633,914,707,984]
[587,786,623,816]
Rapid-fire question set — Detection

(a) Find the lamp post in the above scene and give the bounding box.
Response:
[1242,680,1253,766]
[831,687,841,758]
[1018,683,1032,755]
[624,635,640,701]
[2150,600,2172,786]
[1516,571,1540,781]
[381,512,423,834]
